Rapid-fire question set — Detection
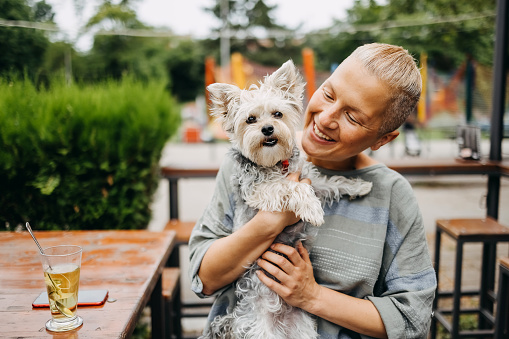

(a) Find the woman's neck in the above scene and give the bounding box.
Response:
[309,152,379,171]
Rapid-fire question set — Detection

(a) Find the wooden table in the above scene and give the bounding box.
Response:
[0,230,176,338]
[499,160,509,177]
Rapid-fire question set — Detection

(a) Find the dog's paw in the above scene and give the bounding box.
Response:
[287,183,324,226]
[359,181,373,196]
[245,182,288,212]
[300,209,324,227]
[320,175,373,200]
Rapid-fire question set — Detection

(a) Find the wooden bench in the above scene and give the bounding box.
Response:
[162,267,182,339]
[165,219,196,267]
[161,167,219,220]
[164,220,214,334]
[165,219,196,245]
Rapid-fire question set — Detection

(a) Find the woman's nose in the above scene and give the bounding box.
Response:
[318,107,340,130]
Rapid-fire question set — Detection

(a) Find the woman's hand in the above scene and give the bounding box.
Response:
[257,243,388,338]
[256,241,321,311]
[287,171,311,186]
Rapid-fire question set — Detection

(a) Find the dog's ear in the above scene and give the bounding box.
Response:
[207,83,241,133]
[263,60,305,100]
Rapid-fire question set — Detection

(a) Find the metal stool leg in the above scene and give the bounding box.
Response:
[173,282,182,339]
[480,241,497,329]
[151,276,166,339]
[451,239,464,338]
[431,227,442,339]
[495,263,509,339]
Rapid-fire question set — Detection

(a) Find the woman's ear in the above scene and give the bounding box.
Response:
[371,130,399,151]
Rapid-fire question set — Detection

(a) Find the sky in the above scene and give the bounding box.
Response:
[46,0,355,51]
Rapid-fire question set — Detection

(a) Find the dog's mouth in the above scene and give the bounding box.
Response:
[262,138,278,147]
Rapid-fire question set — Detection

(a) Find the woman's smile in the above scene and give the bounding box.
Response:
[313,122,334,142]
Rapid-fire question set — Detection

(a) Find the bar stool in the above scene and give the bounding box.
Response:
[431,218,509,339]
[495,257,509,339]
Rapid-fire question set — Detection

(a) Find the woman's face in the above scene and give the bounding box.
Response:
[301,56,397,170]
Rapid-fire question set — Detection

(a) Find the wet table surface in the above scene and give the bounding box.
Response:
[0,230,176,338]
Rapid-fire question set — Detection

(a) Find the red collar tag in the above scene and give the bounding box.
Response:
[281,159,290,174]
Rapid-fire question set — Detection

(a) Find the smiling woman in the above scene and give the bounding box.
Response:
[189,43,436,339]
[301,44,421,171]
[301,57,394,171]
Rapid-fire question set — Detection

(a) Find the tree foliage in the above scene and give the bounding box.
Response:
[0,0,53,79]
[85,0,144,30]
[204,0,302,66]
[164,39,206,102]
[1,0,499,103]
[75,0,163,82]
[307,0,496,71]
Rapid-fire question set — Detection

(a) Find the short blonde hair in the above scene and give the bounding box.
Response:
[350,43,422,135]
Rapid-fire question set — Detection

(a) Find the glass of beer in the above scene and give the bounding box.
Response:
[39,245,83,332]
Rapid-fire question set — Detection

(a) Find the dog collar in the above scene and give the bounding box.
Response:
[281,159,289,174]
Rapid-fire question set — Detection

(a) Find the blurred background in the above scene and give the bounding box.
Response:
[1,0,506,133]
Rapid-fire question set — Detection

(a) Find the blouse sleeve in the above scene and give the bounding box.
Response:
[188,153,236,298]
[367,177,437,339]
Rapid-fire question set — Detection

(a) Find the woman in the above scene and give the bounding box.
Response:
[189,43,436,339]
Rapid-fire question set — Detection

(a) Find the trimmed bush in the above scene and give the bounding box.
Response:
[0,77,180,230]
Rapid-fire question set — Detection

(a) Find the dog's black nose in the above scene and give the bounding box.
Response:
[262,125,274,136]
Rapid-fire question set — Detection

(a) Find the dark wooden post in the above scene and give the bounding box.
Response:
[487,0,508,220]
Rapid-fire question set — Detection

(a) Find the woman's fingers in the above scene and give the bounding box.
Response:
[257,243,303,281]
[300,177,311,185]
[287,171,312,185]
[257,242,319,309]
[259,251,293,276]
[286,172,300,182]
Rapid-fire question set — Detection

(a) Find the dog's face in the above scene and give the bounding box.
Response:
[208,60,305,167]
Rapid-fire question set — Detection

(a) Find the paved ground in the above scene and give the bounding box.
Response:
[148,136,509,336]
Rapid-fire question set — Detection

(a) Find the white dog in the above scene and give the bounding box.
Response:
[201,60,372,339]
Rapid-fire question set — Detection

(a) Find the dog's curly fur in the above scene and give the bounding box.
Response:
[200,60,372,339]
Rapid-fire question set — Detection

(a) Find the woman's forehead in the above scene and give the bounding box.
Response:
[324,58,391,120]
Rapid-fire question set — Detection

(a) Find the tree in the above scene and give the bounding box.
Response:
[204,0,302,66]
[377,0,496,69]
[308,0,383,71]
[77,0,168,82]
[165,39,206,102]
[0,0,53,79]
[308,0,496,72]
[85,0,144,31]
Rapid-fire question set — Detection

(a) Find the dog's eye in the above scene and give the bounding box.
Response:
[246,116,257,124]
[273,111,283,119]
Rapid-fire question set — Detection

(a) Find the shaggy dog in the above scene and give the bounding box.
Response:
[201,60,372,339]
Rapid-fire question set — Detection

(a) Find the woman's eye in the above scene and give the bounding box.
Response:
[346,112,359,125]
[273,111,283,119]
[246,116,257,124]
[323,89,333,100]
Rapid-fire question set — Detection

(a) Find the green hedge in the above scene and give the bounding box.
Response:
[0,77,180,230]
